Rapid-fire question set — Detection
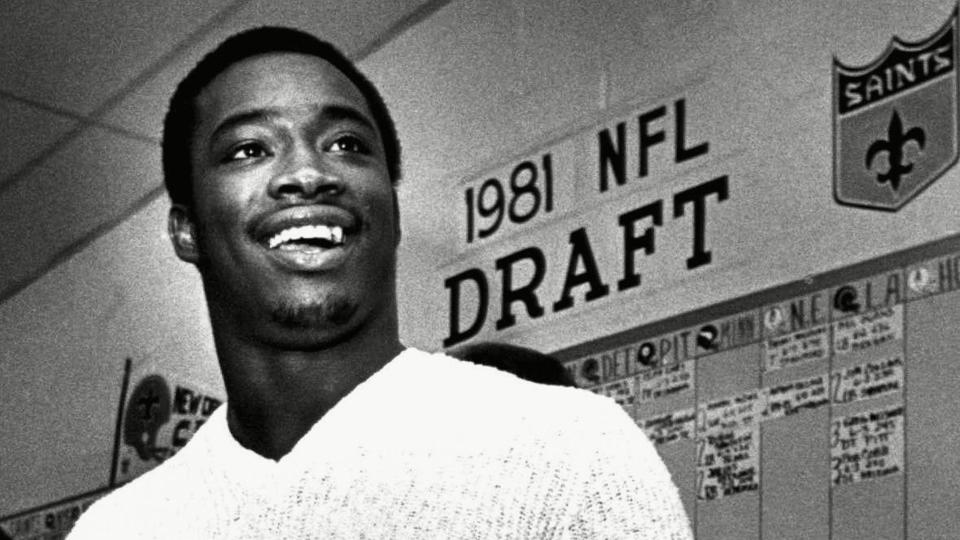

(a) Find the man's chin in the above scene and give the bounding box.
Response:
[269,297,357,330]
[261,297,363,351]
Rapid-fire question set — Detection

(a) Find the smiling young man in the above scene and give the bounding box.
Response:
[69,27,693,539]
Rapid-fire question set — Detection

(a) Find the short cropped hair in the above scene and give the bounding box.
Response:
[455,342,578,387]
[162,26,402,207]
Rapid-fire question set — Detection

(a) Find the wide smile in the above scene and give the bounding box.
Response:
[267,223,344,250]
[254,207,359,273]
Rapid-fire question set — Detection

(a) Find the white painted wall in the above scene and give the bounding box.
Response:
[0,197,219,512]
[374,0,960,352]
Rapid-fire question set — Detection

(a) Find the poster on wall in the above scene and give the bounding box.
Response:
[0,356,225,538]
[111,355,224,486]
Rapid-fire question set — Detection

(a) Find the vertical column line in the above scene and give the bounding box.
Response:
[827,288,836,540]
[693,336,700,537]
[757,306,764,540]
[901,264,909,540]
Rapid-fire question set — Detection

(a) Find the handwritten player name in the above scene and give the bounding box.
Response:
[831,356,904,405]
[636,361,695,404]
[698,390,764,433]
[830,405,905,486]
[764,324,829,372]
[697,425,760,500]
[640,408,697,446]
[595,378,636,412]
[833,305,903,355]
[763,374,829,421]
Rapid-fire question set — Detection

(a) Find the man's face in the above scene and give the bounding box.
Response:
[176,52,399,348]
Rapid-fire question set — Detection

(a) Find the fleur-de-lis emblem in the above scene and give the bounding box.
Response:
[865,110,926,191]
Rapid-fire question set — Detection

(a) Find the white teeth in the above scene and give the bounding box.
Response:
[267,224,344,249]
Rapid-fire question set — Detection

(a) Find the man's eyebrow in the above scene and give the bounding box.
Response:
[209,104,376,143]
[317,104,377,134]
[209,108,280,143]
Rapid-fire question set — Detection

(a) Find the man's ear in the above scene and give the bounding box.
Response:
[168,204,200,264]
[392,190,402,246]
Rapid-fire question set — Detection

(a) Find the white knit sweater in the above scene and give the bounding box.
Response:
[70,348,692,539]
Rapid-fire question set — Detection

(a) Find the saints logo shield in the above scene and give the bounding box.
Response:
[834,9,959,210]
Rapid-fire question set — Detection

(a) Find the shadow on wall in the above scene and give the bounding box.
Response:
[452,342,577,388]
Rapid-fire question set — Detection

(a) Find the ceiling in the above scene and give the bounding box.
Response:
[0,0,442,304]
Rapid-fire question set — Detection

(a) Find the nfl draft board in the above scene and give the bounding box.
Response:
[555,233,960,540]
[440,7,960,539]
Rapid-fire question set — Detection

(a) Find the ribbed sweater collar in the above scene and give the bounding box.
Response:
[183,347,419,484]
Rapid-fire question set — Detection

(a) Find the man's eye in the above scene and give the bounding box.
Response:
[224,143,268,162]
[328,136,368,154]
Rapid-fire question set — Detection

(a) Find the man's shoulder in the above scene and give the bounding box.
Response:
[67,410,226,538]
[67,457,193,538]
[398,347,631,430]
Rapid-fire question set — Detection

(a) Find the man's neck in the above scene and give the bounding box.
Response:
[211,314,403,460]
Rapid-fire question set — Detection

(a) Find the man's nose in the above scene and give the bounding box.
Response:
[268,152,343,200]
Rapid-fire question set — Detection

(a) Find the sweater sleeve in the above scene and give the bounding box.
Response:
[562,398,694,540]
